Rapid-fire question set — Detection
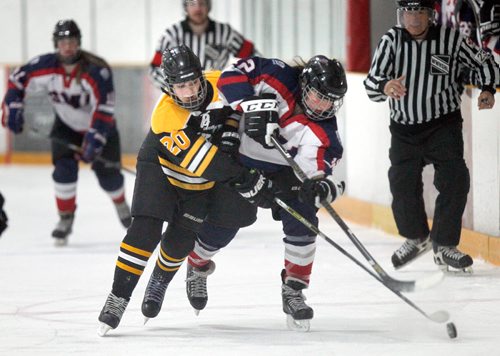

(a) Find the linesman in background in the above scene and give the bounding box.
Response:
[364,0,499,272]
[149,0,258,87]
[1,20,132,245]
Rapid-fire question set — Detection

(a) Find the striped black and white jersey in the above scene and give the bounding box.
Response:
[364,25,499,125]
[149,18,257,88]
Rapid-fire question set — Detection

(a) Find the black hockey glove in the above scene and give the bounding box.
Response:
[240,94,279,149]
[218,124,240,155]
[299,176,345,208]
[0,193,8,237]
[231,169,276,209]
[187,107,233,135]
[81,128,106,163]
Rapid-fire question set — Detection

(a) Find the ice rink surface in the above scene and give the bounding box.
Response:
[1,165,499,356]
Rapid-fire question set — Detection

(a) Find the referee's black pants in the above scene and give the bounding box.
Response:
[388,114,470,247]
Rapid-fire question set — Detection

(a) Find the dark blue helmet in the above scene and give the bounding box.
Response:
[52,19,81,48]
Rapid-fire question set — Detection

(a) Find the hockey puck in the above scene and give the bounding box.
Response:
[446,322,457,339]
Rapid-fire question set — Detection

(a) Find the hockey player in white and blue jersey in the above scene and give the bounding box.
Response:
[1,19,131,245]
[181,55,347,331]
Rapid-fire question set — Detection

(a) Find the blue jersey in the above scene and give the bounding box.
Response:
[3,51,115,135]
[218,56,343,178]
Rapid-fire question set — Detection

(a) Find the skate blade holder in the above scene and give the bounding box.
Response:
[437,264,474,275]
[286,315,311,332]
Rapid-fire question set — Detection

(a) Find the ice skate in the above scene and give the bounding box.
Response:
[281,280,314,332]
[186,260,215,315]
[433,244,473,274]
[51,212,74,246]
[114,201,132,228]
[141,273,169,322]
[391,236,432,269]
[97,292,129,337]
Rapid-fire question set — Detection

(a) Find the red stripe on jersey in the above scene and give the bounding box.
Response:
[151,51,162,67]
[80,72,101,103]
[235,40,254,58]
[217,74,249,87]
[284,114,331,171]
[25,67,65,88]
[249,74,296,120]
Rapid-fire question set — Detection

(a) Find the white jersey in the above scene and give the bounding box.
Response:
[4,52,115,133]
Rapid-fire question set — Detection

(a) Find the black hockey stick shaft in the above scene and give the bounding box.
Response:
[274,197,450,324]
[29,126,136,176]
[270,135,419,292]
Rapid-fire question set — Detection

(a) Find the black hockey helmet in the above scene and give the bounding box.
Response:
[183,0,211,11]
[161,45,208,110]
[300,55,347,121]
[52,19,81,48]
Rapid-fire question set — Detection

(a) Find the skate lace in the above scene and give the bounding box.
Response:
[283,287,308,310]
[395,238,427,259]
[104,294,128,317]
[144,278,168,303]
[441,247,465,261]
[55,214,74,231]
[186,271,208,298]
[395,240,417,258]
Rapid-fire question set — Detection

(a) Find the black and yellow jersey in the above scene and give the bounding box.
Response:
[149,70,243,190]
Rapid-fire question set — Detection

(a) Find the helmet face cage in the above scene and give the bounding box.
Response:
[165,77,208,111]
[301,86,343,121]
[396,7,435,28]
[300,56,347,121]
[396,0,435,28]
[161,46,208,111]
[52,19,81,48]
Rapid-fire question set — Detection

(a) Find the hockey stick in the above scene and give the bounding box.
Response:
[270,135,443,292]
[274,196,450,325]
[29,126,137,176]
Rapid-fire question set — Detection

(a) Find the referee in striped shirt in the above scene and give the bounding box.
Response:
[364,0,499,272]
[149,0,258,87]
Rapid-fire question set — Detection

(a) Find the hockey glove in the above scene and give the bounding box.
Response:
[218,124,240,155]
[299,176,345,208]
[0,193,8,237]
[2,102,24,133]
[231,169,276,209]
[81,128,107,163]
[187,107,233,135]
[240,94,279,149]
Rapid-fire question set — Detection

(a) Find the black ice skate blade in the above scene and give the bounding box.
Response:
[286,315,311,332]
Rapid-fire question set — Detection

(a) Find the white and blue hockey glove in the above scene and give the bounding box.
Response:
[299,176,345,208]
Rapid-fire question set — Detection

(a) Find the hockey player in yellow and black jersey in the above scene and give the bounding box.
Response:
[98,45,275,336]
